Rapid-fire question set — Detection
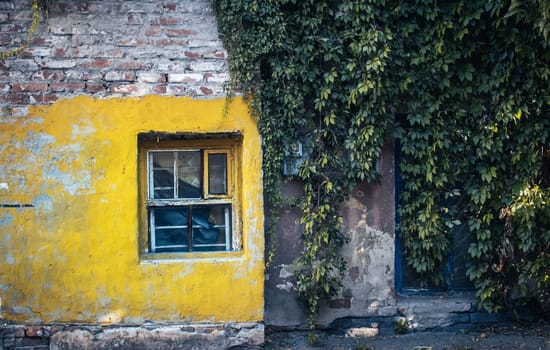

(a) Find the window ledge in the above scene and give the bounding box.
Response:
[139,250,244,263]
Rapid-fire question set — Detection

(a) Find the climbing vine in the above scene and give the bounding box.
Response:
[214,0,393,325]
[0,0,46,61]
[214,0,549,323]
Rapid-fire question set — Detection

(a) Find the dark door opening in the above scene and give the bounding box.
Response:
[394,139,474,292]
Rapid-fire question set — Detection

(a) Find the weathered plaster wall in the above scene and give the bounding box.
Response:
[0,96,264,324]
[265,140,396,327]
[0,0,264,326]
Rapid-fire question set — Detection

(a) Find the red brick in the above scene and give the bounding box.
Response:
[115,61,143,70]
[81,59,112,69]
[167,85,187,95]
[137,72,166,83]
[166,29,197,37]
[30,94,58,104]
[39,59,76,69]
[54,48,66,57]
[184,50,201,59]
[152,85,167,94]
[104,71,136,82]
[12,82,47,92]
[21,47,52,57]
[32,70,65,81]
[31,37,47,45]
[25,326,43,337]
[101,48,125,58]
[50,82,85,92]
[160,16,179,25]
[144,25,161,36]
[81,72,104,81]
[212,50,227,59]
[109,83,140,94]
[164,3,177,11]
[86,82,106,93]
[116,38,146,47]
[154,39,187,47]
[199,86,213,95]
[0,93,29,104]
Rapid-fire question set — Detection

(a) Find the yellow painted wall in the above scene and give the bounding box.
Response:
[0,96,264,324]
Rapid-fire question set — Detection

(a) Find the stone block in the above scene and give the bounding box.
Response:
[25,325,43,337]
[50,323,264,350]
[345,327,379,338]
[407,312,471,331]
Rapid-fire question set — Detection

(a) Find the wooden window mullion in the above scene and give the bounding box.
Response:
[187,206,193,252]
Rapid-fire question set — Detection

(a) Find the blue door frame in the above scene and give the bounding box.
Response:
[394,139,474,293]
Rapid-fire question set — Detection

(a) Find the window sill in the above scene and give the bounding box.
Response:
[139,250,244,263]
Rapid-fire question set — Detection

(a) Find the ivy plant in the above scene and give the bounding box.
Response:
[214,0,549,323]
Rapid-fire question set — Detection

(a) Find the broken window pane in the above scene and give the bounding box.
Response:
[191,204,230,251]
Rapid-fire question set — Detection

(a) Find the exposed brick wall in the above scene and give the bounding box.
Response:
[0,0,229,112]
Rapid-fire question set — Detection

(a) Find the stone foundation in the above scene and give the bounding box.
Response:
[330,294,534,337]
[0,323,264,350]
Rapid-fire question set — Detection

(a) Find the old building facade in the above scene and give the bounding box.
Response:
[0,1,497,349]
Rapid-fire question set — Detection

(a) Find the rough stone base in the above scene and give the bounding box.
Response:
[0,323,264,350]
[329,294,537,336]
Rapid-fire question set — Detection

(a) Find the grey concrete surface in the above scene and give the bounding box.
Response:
[265,322,550,350]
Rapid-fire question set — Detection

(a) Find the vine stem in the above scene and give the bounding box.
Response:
[1,0,43,61]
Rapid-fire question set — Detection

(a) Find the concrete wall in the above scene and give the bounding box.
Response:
[266,140,396,327]
[0,0,264,326]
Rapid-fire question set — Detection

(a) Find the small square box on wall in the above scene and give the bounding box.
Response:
[283,142,305,176]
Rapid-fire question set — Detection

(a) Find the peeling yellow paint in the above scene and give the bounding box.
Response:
[0,96,264,323]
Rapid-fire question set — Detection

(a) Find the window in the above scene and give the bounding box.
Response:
[139,133,241,255]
